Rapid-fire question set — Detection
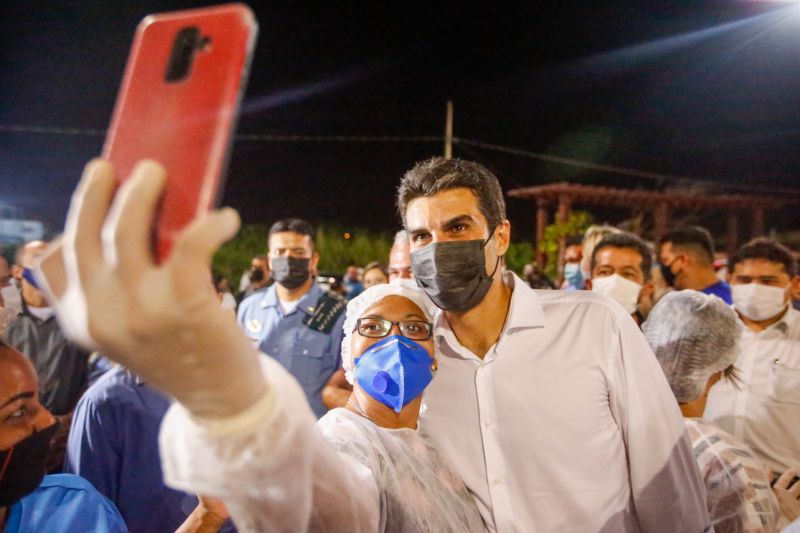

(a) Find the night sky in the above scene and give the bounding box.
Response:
[1,1,799,241]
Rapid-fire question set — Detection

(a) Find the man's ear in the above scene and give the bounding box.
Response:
[310,251,320,274]
[584,278,593,290]
[495,219,511,256]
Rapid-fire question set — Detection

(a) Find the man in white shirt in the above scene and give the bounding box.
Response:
[704,237,800,474]
[399,157,709,532]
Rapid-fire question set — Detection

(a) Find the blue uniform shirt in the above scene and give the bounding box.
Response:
[702,280,733,305]
[237,282,345,417]
[6,474,127,533]
[64,367,235,533]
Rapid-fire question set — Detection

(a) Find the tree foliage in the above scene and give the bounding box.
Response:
[212,223,394,282]
[504,240,535,275]
[541,210,594,279]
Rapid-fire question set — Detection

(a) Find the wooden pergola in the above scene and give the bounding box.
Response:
[507,182,797,268]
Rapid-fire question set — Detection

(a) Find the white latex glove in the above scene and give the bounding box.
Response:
[36,159,267,419]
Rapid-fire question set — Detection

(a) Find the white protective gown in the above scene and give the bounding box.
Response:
[159,355,486,532]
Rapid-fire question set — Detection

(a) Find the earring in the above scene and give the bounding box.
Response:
[431,358,438,372]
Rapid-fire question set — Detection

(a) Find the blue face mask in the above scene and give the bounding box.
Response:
[21,268,40,290]
[353,335,434,414]
[563,263,584,289]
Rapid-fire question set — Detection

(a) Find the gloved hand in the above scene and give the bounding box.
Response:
[35,159,267,419]
[773,468,800,521]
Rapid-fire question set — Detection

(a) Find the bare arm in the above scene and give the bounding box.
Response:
[322,368,352,410]
[174,496,229,533]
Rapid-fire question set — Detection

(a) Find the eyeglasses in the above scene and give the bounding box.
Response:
[355,318,433,340]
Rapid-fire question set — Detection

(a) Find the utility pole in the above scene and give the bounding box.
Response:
[444,100,453,159]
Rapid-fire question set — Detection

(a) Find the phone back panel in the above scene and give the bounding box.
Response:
[103,3,256,261]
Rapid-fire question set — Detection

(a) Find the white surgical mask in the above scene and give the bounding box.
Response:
[591,274,642,314]
[732,283,788,321]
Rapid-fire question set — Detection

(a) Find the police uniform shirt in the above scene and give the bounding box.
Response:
[237,282,345,418]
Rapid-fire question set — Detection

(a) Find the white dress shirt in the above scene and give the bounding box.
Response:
[420,273,710,533]
[704,306,800,473]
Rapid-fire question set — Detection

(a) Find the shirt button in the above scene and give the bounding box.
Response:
[492,477,502,486]
[484,420,492,428]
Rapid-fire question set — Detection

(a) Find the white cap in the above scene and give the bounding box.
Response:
[642,290,740,403]
[341,280,436,384]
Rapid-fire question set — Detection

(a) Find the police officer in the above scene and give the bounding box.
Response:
[237,218,346,418]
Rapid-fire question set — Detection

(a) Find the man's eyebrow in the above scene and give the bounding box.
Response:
[404,313,426,320]
[0,391,34,409]
[407,214,475,236]
[442,215,475,229]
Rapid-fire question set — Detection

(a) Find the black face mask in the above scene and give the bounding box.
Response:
[271,256,311,290]
[249,267,265,283]
[659,259,677,288]
[411,230,500,313]
[0,421,58,507]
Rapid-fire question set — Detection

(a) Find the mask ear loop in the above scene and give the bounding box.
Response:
[482,225,502,279]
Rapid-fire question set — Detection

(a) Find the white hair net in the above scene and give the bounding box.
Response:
[642,290,740,403]
[341,281,437,384]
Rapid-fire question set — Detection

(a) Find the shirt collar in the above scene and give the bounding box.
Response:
[260,281,322,316]
[502,271,546,332]
[433,270,546,355]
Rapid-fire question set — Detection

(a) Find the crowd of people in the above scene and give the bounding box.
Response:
[0,156,799,532]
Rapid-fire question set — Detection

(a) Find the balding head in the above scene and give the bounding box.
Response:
[0,340,34,377]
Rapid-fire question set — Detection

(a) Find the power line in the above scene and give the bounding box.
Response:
[2,123,798,195]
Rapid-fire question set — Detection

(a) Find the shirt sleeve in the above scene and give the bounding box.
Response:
[607,312,712,533]
[159,355,381,532]
[63,389,122,504]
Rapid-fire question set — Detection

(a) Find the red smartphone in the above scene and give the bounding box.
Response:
[103,3,257,261]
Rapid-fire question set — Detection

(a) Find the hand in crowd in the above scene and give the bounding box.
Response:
[773,468,800,521]
[36,159,267,419]
[176,495,231,533]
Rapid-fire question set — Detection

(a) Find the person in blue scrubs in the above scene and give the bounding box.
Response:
[65,365,234,533]
[0,341,127,533]
[237,218,346,418]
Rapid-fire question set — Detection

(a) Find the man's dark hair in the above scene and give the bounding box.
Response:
[659,226,715,265]
[592,232,654,282]
[396,157,506,231]
[268,218,316,248]
[565,235,583,248]
[729,238,797,277]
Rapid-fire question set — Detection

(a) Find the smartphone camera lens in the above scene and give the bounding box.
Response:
[165,26,201,83]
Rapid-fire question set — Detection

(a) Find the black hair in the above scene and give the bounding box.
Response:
[565,235,583,248]
[268,218,316,248]
[397,157,506,231]
[729,237,797,277]
[592,232,654,282]
[659,226,715,265]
